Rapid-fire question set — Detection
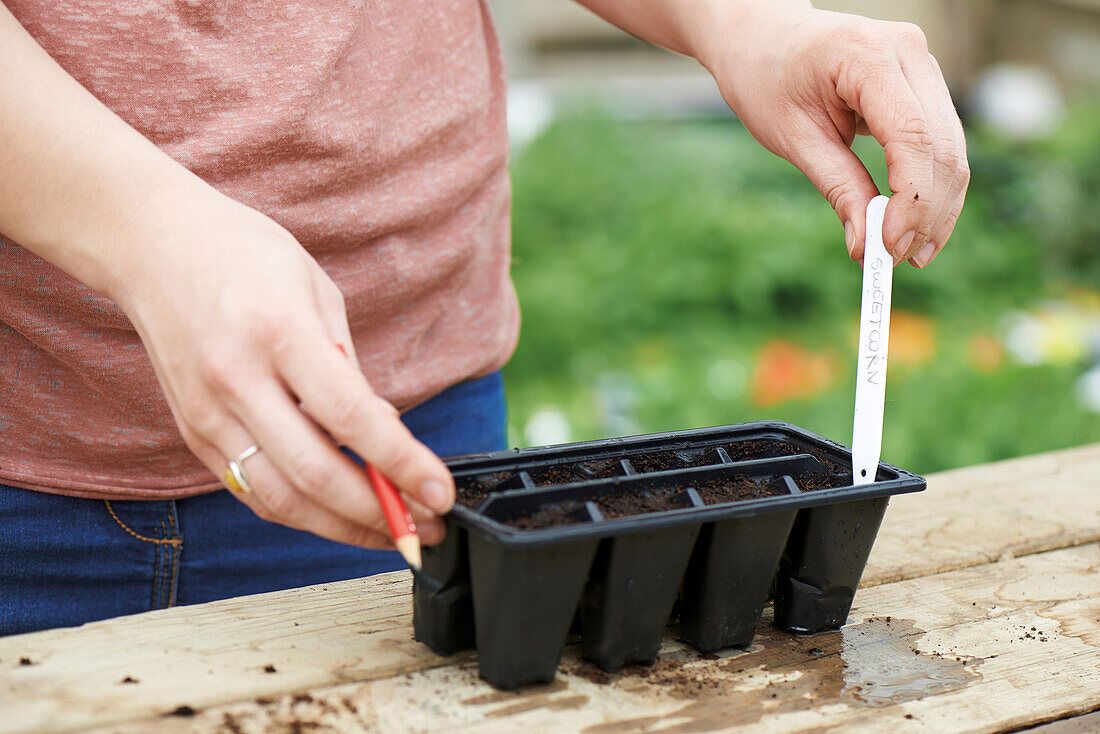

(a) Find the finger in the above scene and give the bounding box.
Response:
[403,493,448,544]
[893,49,966,267]
[238,453,400,549]
[273,327,456,514]
[339,446,442,527]
[905,53,969,268]
[915,207,961,270]
[892,47,952,265]
[231,380,448,539]
[788,138,880,262]
[836,56,936,261]
[194,414,406,548]
[241,452,444,547]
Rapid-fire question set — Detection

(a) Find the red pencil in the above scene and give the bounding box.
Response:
[367,462,422,570]
[335,343,421,569]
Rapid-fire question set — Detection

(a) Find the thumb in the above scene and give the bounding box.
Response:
[790,140,882,262]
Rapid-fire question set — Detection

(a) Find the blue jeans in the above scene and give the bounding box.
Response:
[0,371,506,636]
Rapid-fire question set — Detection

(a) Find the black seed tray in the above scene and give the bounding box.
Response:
[413,421,924,689]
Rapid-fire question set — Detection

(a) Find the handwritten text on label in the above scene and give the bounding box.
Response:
[864,256,886,385]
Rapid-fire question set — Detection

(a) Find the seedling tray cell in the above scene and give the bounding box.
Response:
[414,422,924,689]
[580,523,700,671]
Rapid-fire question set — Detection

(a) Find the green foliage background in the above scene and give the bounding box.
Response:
[502,106,1100,475]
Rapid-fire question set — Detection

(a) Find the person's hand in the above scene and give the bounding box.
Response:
[113,184,455,549]
[698,3,969,267]
[0,2,453,548]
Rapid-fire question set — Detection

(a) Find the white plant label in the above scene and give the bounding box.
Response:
[852,195,893,486]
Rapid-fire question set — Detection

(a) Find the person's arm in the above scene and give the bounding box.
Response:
[573,0,969,268]
[0,4,454,546]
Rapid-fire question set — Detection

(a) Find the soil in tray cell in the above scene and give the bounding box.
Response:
[628,448,714,474]
[528,459,621,486]
[595,486,691,519]
[724,438,805,462]
[692,475,789,505]
[725,439,852,488]
[500,473,794,528]
[796,455,853,488]
[503,500,586,529]
[790,468,851,492]
[455,471,514,508]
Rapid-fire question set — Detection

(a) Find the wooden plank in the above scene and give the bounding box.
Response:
[863,442,1100,586]
[113,543,1100,734]
[1017,710,1100,734]
[2,444,1098,734]
[0,574,465,734]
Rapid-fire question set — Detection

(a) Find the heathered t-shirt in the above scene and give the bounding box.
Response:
[0,1,519,499]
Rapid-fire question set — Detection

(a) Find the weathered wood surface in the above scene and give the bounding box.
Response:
[104,542,1100,734]
[1022,711,1100,734]
[2,444,1098,734]
[0,574,451,734]
[863,442,1100,587]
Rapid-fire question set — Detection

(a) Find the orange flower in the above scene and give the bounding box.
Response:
[968,334,1004,373]
[889,311,936,366]
[751,339,839,407]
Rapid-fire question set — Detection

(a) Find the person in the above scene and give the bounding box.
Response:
[0,0,968,636]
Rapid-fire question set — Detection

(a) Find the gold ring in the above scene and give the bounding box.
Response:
[224,445,259,494]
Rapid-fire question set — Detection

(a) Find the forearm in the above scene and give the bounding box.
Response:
[0,4,212,305]
[571,0,811,70]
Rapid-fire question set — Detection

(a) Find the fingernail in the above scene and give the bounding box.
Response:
[420,480,452,513]
[913,241,936,268]
[893,254,905,267]
[844,220,855,258]
[895,230,916,260]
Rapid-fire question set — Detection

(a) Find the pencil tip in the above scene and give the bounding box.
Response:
[396,535,422,571]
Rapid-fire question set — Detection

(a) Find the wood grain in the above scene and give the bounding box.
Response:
[1017,711,1100,734]
[863,443,1100,587]
[121,543,1099,734]
[0,574,460,734]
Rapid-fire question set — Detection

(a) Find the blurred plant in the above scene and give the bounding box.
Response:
[503,104,1100,474]
[969,103,1100,286]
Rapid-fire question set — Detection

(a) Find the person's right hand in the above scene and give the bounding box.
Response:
[696,3,970,268]
[114,184,455,549]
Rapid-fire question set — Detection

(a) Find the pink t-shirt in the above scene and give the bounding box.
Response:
[0,1,519,499]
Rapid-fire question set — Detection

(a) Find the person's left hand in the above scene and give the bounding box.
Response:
[696,2,969,268]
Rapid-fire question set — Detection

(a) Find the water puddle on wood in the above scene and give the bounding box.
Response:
[839,616,978,705]
[576,616,982,733]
